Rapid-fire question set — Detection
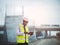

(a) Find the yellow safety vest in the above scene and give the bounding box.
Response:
[16,24,29,43]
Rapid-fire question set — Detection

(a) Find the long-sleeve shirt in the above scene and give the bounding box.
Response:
[17,25,30,36]
[17,28,30,36]
[17,28,24,35]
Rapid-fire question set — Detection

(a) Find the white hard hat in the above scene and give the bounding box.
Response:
[23,17,28,22]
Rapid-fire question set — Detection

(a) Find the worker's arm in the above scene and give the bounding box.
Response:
[28,32,33,36]
[24,32,33,36]
[17,28,24,36]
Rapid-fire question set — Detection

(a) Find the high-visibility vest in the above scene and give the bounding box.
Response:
[16,24,29,43]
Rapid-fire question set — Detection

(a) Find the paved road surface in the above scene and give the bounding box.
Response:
[29,39,60,45]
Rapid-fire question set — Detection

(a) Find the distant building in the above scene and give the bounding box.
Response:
[35,24,60,38]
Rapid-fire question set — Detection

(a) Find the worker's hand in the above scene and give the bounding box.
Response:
[29,32,33,36]
[24,32,29,34]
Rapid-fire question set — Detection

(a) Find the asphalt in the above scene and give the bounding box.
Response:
[29,38,60,45]
[0,38,60,45]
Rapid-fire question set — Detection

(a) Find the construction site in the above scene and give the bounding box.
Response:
[0,0,60,45]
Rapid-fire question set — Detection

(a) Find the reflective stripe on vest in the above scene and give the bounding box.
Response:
[16,24,29,43]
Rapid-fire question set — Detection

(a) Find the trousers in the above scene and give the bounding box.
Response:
[17,43,28,45]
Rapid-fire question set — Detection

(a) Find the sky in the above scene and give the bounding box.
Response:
[0,0,60,26]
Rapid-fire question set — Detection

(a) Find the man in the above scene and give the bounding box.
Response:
[16,18,33,45]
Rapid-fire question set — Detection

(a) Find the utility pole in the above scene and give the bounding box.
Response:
[4,4,8,43]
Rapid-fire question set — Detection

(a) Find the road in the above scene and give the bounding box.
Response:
[29,39,60,45]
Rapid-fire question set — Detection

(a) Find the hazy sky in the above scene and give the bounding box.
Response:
[23,0,60,26]
[0,0,60,26]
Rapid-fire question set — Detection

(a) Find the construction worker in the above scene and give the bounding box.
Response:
[16,18,33,45]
